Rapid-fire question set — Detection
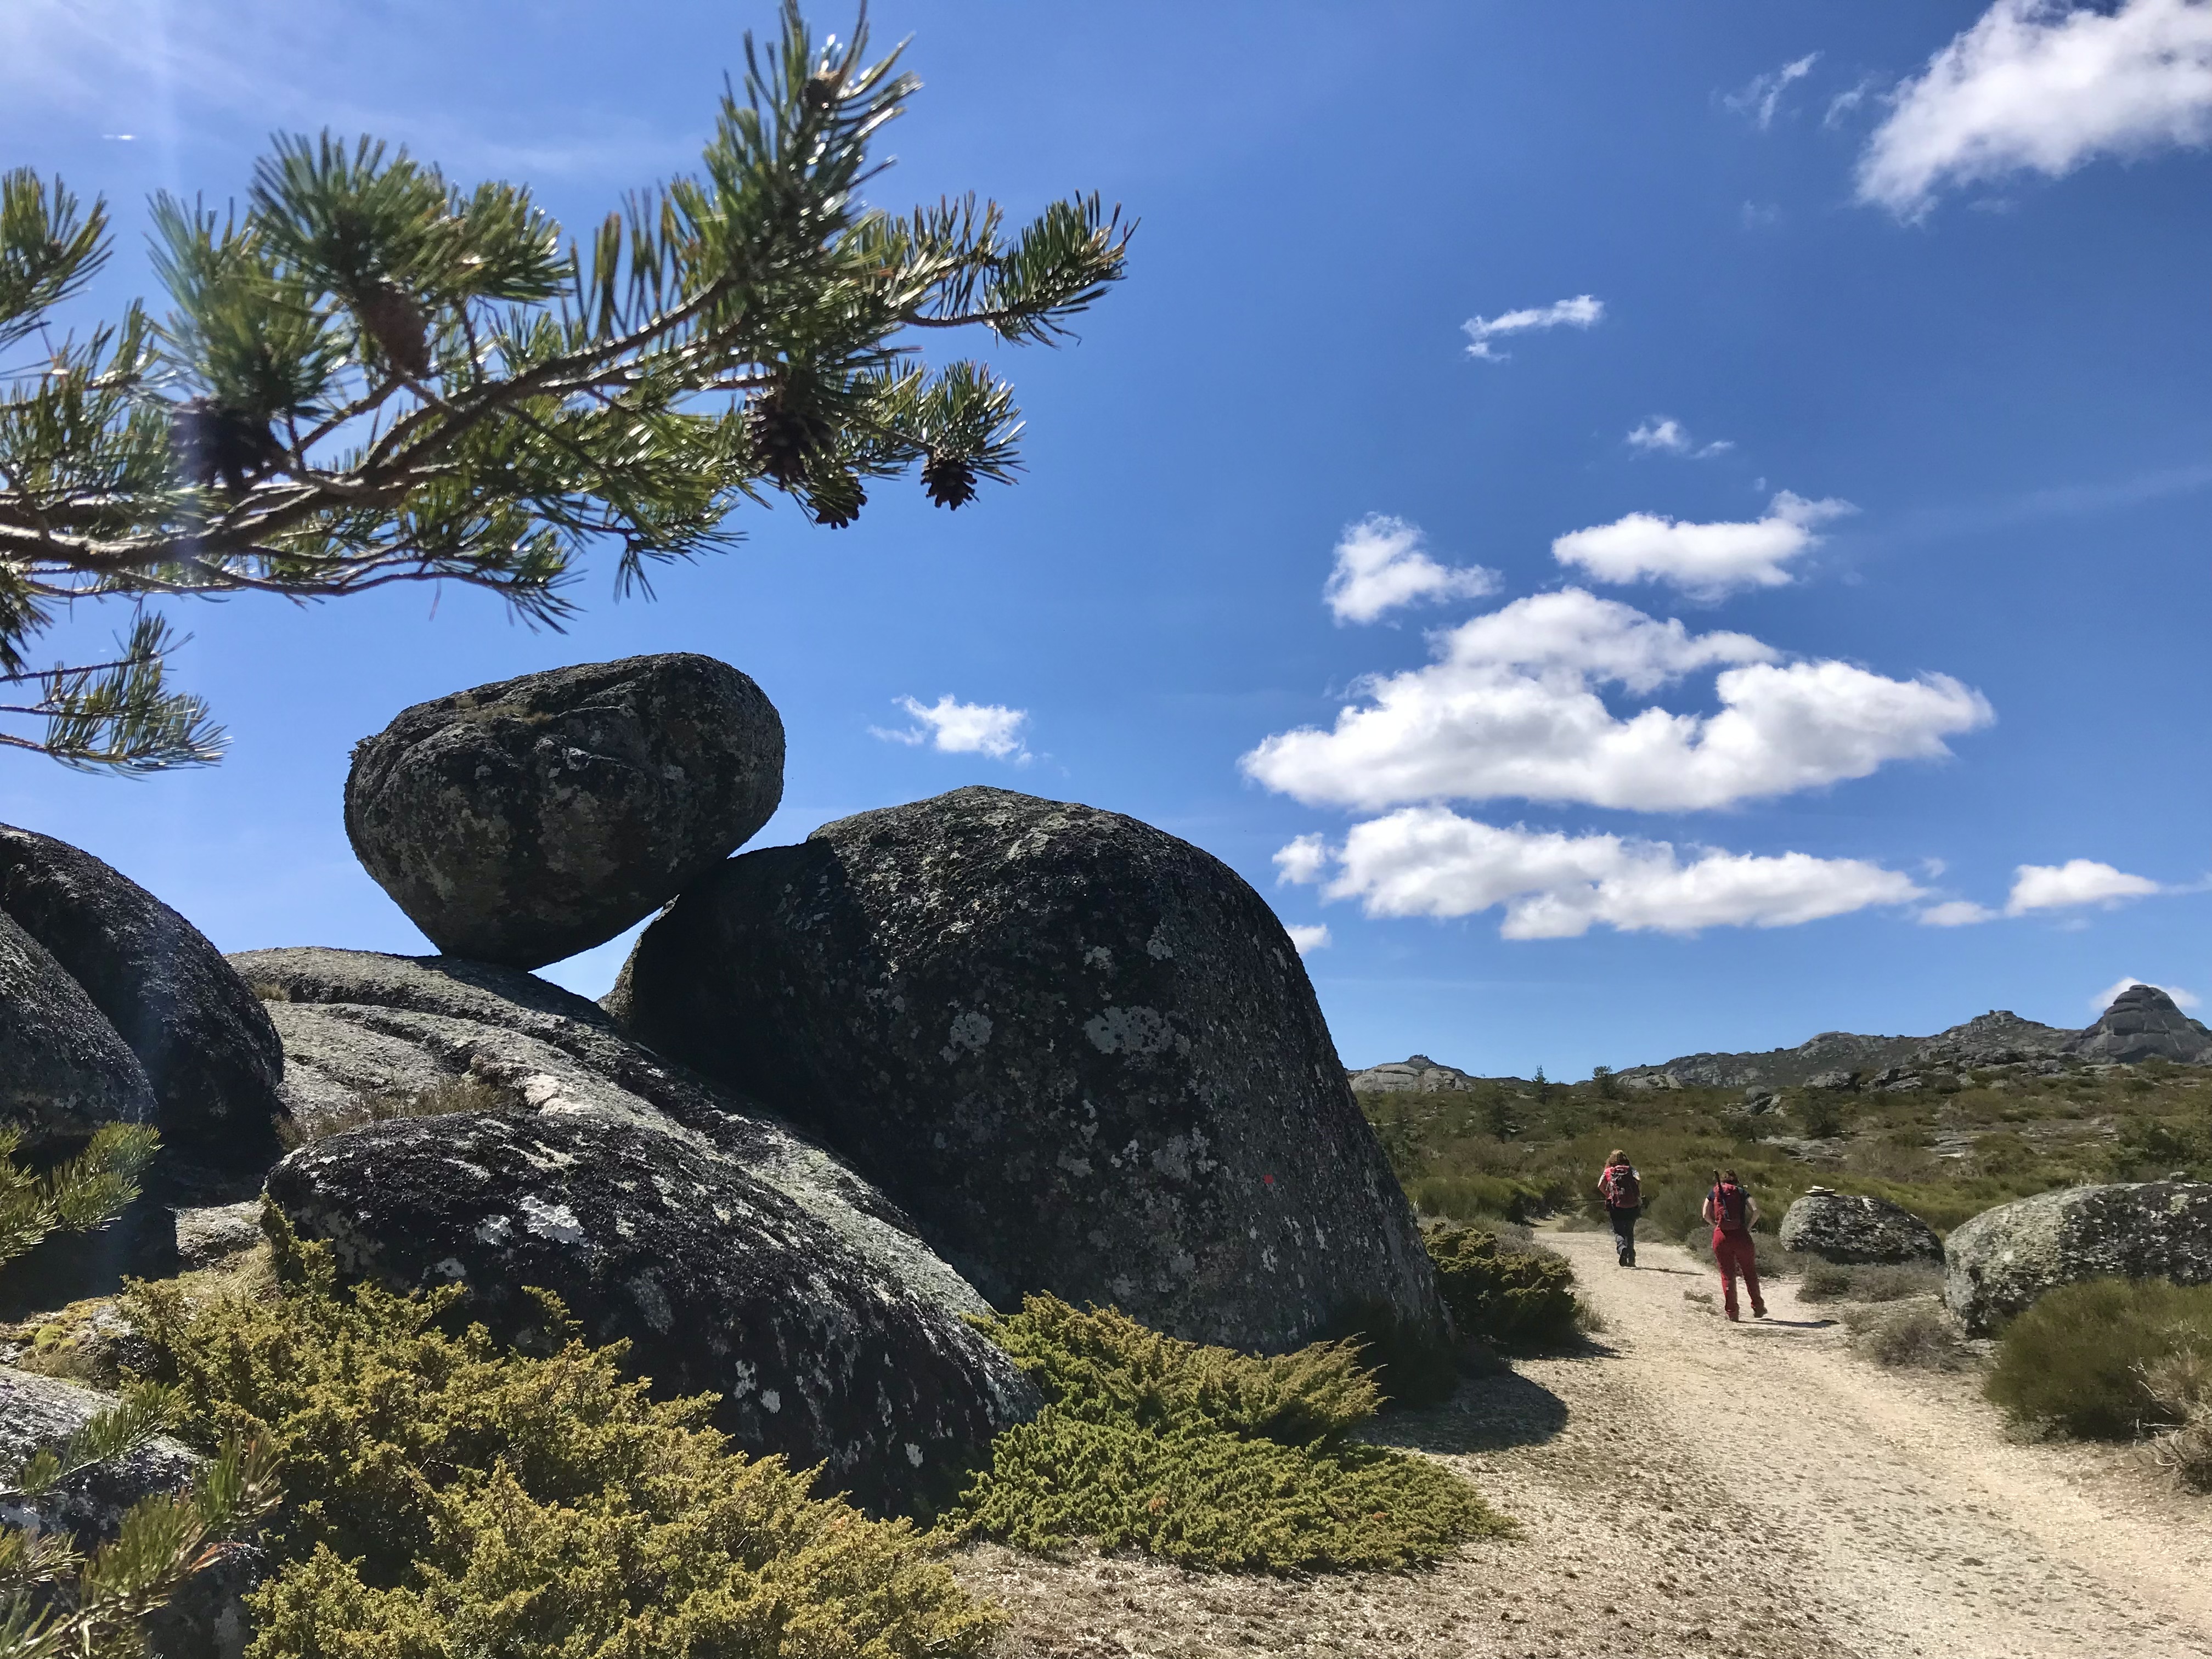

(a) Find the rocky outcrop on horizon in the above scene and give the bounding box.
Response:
[1346,1055,1483,1093]
[2064,983,2212,1065]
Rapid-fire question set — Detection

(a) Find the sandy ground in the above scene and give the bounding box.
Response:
[958,1226,2212,1659]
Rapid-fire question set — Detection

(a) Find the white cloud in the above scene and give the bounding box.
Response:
[1240,589,1993,813]
[1323,516,1499,624]
[1279,808,1922,940]
[871,695,1032,761]
[1462,294,1605,361]
[1552,492,1854,597]
[1284,923,1332,956]
[1728,51,1822,129]
[1626,418,1735,459]
[1859,0,2212,214]
[1274,833,1332,886]
[2091,975,2201,1012]
[1917,899,2000,927]
[2006,858,2162,914]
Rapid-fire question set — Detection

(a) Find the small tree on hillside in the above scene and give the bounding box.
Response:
[0,3,1127,772]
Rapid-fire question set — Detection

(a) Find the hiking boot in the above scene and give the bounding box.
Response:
[1752,1304,1769,1319]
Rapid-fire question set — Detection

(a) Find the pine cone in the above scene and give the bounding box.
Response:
[807,472,866,529]
[747,383,838,490]
[356,281,431,380]
[170,398,285,494]
[921,453,978,510]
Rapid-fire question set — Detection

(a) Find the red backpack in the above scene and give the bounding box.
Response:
[1606,1165,1640,1209]
[1712,1182,1750,1233]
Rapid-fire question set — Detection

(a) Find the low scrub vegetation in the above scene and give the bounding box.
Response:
[1984,1278,2212,1441]
[123,1217,1002,1659]
[1844,1304,1970,1372]
[945,1296,1504,1572]
[275,1074,527,1149]
[1423,1223,1582,1349]
[1797,1262,1943,1305]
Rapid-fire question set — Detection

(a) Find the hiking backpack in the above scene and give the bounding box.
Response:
[1607,1165,1640,1209]
[1712,1182,1750,1233]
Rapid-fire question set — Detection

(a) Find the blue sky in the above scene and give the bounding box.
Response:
[2,1,2207,1077]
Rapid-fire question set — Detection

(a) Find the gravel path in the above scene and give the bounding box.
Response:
[963,1226,2212,1658]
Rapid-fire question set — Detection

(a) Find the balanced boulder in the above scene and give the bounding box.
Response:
[1944,1181,2212,1333]
[344,654,783,969]
[0,909,153,1147]
[608,785,1446,1357]
[266,1110,1036,1514]
[0,823,283,1167]
[1779,1187,1942,1264]
[2064,983,2212,1065]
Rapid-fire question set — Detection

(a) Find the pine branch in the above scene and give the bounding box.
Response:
[0,1122,161,1269]
[0,2,1129,772]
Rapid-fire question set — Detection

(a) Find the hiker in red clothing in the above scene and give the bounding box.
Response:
[1702,1168,1767,1322]
[1597,1149,1642,1268]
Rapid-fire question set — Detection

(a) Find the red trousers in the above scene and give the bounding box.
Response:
[1712,1229,1764,1319]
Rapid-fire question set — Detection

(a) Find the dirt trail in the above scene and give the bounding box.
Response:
[966,1226,2212,1659]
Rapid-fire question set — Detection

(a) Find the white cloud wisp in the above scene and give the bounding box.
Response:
[1242,590,1993,813]
[1278,808,1922,940]
[1323,516,1499,624]
[1859,0,2212,214]
[1552,491,1853,597]
[1462,294,1605,360]
[1626,417,1734,459]
[1284,923,1332,956]
[1729,51,1822,129]
[872,695,1032,761]
[2007,858,2162,914]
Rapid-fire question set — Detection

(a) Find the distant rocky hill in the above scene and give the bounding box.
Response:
[1347,985,2212,1093]
[1616,986,2209,1090]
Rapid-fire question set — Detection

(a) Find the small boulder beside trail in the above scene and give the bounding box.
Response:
[1944,1181,2212,1334]
[265,1109,1037,1515]
[343,654,785,970]
[1779,1188,1943,1265]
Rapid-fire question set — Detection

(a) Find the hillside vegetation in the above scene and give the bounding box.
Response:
[1358,1056,2212,1240]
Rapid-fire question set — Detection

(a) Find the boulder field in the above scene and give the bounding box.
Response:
[3,652,1451,1513]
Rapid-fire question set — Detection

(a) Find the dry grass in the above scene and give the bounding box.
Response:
[278,1074,527,1148]
[1844,1302,1972,1372]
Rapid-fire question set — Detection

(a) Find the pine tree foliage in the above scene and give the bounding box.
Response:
[0,1124,159,1271]
[0,2,1129,771]
[0,1434,281,1659]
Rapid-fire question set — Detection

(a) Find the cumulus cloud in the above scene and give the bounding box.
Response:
[2091,975,2201,1012]
[871,695,1032,761]
[1626,417,1734,459]
[2006,858,2162,914]
[1552,492,1854,597]
[1240,589,1992,813]
[1859,0,2212,214]
[1278,808,1922,940]
[1462,294,1605,360]
[1323,516,1499,624]
[1284,923,1333,956]
[1728,51,1822,129]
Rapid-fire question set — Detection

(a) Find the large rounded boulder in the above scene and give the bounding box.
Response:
[267,1109,1037,1515]
[2064,983,2212,1065]
[1779,1187,1943,1265]
[345,654,783,969]
[607,786,1446,1357]
[1,909,155,1146]
[0,823,283,1167]
[1944,1181,2212,1334]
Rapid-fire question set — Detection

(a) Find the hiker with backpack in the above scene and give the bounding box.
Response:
[1702,1169,1767,1321]
[1597,1150,1642,1267]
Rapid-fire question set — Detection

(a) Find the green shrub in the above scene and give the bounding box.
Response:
[943,1297,1503,1573]
[1985,1278,2212,1441]
[1424,1224,1580,1348]
[1405,1172,1545,1223]
[123,1216,1000,1659]
[1796,1262,1855,1302]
